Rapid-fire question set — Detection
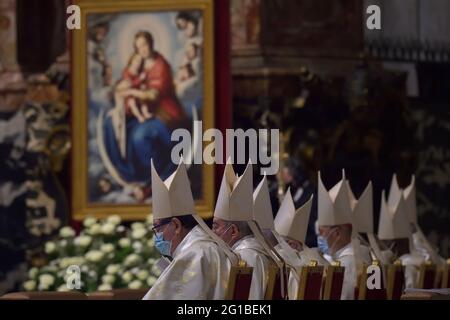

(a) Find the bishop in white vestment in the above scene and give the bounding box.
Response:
[212,161,271,300]
[143,224,230,299]
[272,188,315,299]
[378,175,426,289]
[143,160,231,300]
[317,171,371,300]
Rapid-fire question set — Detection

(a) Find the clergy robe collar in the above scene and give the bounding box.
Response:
[231,235,253,251]
[334,241,353,259]
[172,225,206,258]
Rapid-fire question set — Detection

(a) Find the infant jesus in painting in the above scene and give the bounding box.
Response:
[115,53,154,123]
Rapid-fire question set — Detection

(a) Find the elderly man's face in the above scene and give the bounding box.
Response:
[286,238,303,251]
[212,218,232,243]
[153,218,173,238]
[319,225,340,254]
[152,218,177,254]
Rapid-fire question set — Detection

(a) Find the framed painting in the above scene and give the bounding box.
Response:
[71,0,215,220]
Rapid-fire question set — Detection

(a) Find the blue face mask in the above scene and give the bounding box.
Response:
[317,227,338,255]
[317,235,329,255]
[154,232,172,257]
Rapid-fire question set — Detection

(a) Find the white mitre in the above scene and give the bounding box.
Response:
[151,158,195,220]
[274,188,313,244]
[377,190,411,240]
[387,174,403,209]
[152,157,242,265]
[403,175,417,224]
[347,180,373,234]
[317,170,352,226]
[214,159,253,222]
[252,174,274,230]
[402,175,440,263]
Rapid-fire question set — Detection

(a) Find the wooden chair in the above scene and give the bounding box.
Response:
[0,291,87,300]
[321,261,345,300]
[386,260,405,300]
[357,260,387,300]
[297,260,324,300]
[264,263,288,300]
[88,288,149,300]
[442,259,450,288]
[224,261,253,300]
[417,261,437,289]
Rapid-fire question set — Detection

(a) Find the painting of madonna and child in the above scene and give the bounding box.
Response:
[86,10,205,205]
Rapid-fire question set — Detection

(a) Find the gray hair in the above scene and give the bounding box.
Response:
[227,220,252,237]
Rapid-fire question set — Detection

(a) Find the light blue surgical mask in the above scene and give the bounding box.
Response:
[317,235,329,255]
[154,231,172,257]
[317,227,338,256]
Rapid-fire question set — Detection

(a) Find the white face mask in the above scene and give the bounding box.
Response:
[217,224,233,246]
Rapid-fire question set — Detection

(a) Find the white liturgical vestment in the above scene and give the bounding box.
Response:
[399,252,425,289]
[143,225,231,300]
[274,244,304,300]
[233,235,271,300]
[333,242,372,300]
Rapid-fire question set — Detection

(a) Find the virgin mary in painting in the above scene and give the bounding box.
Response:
[99,31,188,202]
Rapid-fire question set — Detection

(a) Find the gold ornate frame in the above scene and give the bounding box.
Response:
[72,0,215,220]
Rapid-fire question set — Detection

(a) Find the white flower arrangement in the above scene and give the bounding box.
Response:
[118,238,131,248]
[128,280,143,289]
[101,223,115,235]
[137,270,149,281]
[121,271,133,283]
[98,283,112,291]
[131,228,146,240]
[74,235,92,247]
[87,223,101,236]
[124,254,142,267]
[85,250,104,263]
[83,216,97,228]
[23,215,161,293]
[106,215,121,226]
[131,222,145,230]
[101,274,115,285]
[100,243,115,254]
[45,241,56,254]
[59,226,76,238]
[23,280,36,291]
[106,264,120,275]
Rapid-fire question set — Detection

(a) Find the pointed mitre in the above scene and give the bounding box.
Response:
[377,190,411,240]
[403,175,417,224]
[347,181,373,234]
[317,170,352,226]
[214,159,253,222]
[274,188,313,243]
[151,158,195,220]
[388,174,403,209]
[253,174,274,230]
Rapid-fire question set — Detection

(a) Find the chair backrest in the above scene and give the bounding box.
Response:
[297,260,324,300]
[264,262,288,300]
[357,261,387,300]
[88,288,149,300]
[442,259,450,289]
[321,261,345,300]
[0,291,87,300]
[224,262,253,300]
[386,260,405,300]
[418,261,437,289]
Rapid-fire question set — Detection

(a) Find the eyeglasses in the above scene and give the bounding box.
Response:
[151,220,172,235]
